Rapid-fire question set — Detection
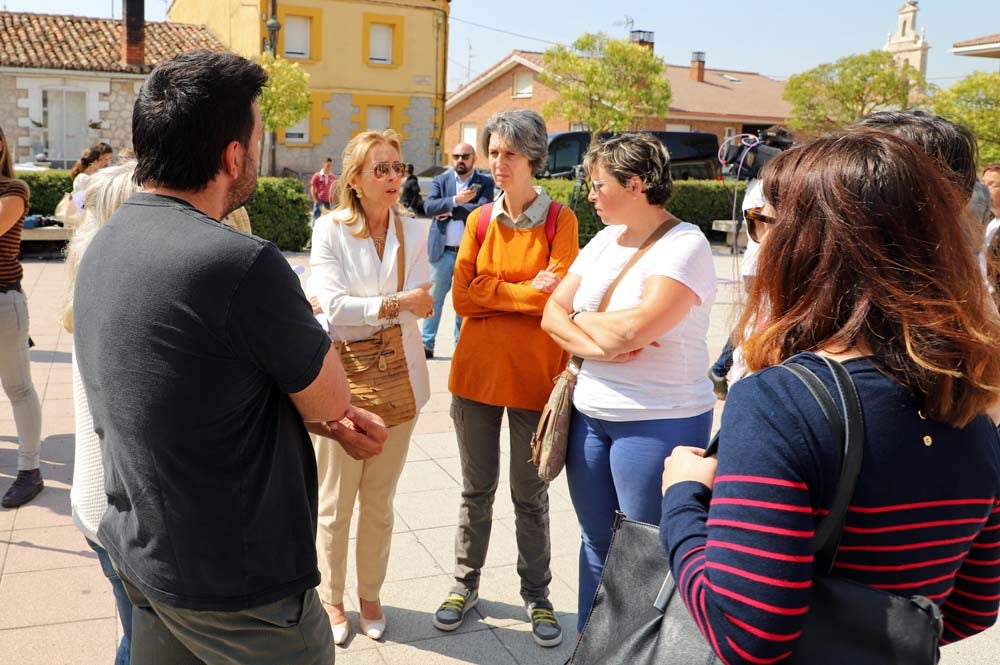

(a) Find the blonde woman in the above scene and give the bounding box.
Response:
[0,125,43,509]
[309,129,432,644]
[63,161,138,665]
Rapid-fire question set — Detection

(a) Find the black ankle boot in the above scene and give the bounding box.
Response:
[2,468,44,508]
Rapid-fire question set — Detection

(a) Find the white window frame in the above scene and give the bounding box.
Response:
[285,115,309,144]
[724,127,735,139]
[569,122,589,132]
[366,105,391,131]
[460,123,477,149]
[513,70,533,98]
[284,15,311,59]
[369,24,394,64]
[665,123,691,131]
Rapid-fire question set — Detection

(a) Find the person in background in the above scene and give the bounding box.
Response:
[541,132,716,635]
[310,157,337,224]
[95,142,114,168]
[662,130,1000,664]
[422,142,494,359]
[400,163,424,217]
[983,164,1000,252]
[309,129,432,645]
[63,162,138,665]
[70,146,104,210]
[0,125,43,509]
[433,110,578,648]
[73,49,387,663]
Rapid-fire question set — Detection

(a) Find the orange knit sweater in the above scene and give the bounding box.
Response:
[449,204,579,411]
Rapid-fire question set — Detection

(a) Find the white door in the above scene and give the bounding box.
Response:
[44,89,88,164]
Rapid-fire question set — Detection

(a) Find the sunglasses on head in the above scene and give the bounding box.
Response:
[452,153,472,161]
[365,161,406,179]
[744,207,776,243]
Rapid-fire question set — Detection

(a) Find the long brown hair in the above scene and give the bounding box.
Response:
[0,125,15,180]
[70,147,103,179]
[738,130,1000,426]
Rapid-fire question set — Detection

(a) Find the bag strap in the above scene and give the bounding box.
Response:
[597,220,677,313]
[544,201,562,245]
[701,355,864,571]
[476,200,562,246]
[476,203,493,245]
[393,210,405,292]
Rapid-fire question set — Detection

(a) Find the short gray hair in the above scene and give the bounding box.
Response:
[481,109,548,173]
[584,132,674,206]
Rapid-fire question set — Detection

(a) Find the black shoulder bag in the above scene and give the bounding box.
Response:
[572,356,944,665]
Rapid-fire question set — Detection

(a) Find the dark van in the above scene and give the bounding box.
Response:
[543,130,721,180]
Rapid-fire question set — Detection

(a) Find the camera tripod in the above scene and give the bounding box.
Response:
[568,165,590,215]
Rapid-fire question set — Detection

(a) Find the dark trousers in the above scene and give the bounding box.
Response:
[118,571,334,664]
[711,337,735,377]
[450,395,552,603]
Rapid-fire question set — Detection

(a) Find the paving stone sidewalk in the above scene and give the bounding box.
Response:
[1,246,997,663]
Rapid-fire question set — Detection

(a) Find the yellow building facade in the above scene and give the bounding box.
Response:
[167,0,450,174]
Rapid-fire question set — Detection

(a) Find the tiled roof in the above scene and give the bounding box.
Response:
[0,11,227,74]
[953,33,1000,48]
[447,49,790,122]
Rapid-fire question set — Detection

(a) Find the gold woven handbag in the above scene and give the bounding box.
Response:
[336,212,416,428]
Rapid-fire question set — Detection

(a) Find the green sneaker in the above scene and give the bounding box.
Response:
[433,588,478,631]
[526,599,562,647]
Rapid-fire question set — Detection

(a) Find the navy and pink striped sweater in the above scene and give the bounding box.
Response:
[661,353,1000,664]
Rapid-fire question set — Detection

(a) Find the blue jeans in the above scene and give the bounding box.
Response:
[565,408,713,632]
[711,337,735,377]
[88,540,132,665]
[421,248,462,351]
[311,201,329,224]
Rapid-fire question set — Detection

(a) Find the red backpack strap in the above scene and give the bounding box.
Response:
[476,203,494,245]
[545,201,563,246]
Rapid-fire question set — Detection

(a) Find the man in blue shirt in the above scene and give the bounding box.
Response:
[422,143,494,358]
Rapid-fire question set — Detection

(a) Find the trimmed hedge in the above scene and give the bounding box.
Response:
[536,178,748,246]
[245,177,312,251]
[15,169,72,216]
[14,170,312,252]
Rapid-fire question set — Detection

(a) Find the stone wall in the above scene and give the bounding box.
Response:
[103,79,140,155]
[401,96,435,172]
[0,74,28,162]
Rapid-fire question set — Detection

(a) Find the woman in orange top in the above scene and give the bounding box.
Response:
[432,109,579,649]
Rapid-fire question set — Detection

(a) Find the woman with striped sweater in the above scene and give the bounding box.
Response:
[661,130,1000,663]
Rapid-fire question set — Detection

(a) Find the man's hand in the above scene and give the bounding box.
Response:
[323,406,388,460]
[530,264,562,294]
[455,188,477,204]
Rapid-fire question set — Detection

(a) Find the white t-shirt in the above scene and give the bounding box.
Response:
[569,222,717,421]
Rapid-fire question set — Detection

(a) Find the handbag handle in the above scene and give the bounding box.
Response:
[703,355,864,570]
[393,210,405,292]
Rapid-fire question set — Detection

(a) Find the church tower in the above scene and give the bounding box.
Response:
[884,1,929,76]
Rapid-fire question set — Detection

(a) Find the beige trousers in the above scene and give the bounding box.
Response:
[313,417,416,605]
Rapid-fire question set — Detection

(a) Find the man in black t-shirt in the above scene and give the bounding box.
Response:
[73,50,387,664]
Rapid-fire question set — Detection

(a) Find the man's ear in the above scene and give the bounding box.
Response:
[221,140,241,179]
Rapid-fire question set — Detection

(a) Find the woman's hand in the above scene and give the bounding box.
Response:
[662,446,718,494]
[308,295,323,315]
[531,264,562,293]
[398,282,434,317]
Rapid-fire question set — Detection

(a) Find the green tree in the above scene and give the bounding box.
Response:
[933,71,1000,166]
[539,32,672,141]
[783,50,927,134]
[257,52,311,175]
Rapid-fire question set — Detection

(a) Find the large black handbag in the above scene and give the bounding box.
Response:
[572,357,944,665]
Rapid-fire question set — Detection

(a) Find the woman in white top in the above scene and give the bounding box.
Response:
[69,146,104,210]
[63,161,138,665]
[541,133,716,634]
[309,129,433,645]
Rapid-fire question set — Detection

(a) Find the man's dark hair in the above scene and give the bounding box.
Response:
[324,157,333,164]
[132,50,267,191]
[852,109,978,197]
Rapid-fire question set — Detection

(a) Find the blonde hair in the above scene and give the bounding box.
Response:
[62,161,139,332]
[334,129,402,238]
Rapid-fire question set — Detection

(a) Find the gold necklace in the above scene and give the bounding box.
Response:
[372,235,387,256]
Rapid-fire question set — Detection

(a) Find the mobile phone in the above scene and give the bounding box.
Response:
[469,183,482,192]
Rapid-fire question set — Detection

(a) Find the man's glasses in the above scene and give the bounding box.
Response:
[452,153,472,161]
[744,207,776,243]
[364,161,406,179]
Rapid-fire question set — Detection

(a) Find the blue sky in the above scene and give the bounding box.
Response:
[4,0,996,91]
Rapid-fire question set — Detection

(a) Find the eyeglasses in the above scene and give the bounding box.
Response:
[590,179,608,192]
[744,207,776,243]
[364,161,406,179]
[452,153,472,161]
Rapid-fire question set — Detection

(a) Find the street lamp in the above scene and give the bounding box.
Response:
[265,1,280,175]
